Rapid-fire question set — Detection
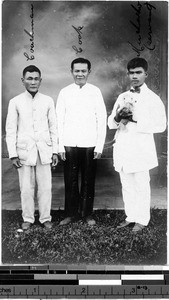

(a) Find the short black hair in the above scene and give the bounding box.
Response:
[127,58,148,72]
[23,65,41,77]
[71,58,91,71]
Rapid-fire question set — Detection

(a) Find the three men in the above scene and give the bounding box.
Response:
[56,58,107,225]
[6,65,58,230]
[6,57,166,232]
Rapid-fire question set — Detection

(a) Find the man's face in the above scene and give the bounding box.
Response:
[128,67,147,87]
[22,71,42,94]
[71,63,90,87]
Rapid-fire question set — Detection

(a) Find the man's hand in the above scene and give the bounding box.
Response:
[94,152,102,159]
[59,152,66,161]
[52,154,59,167]
[114,105,133,123]
[11,157,22,169]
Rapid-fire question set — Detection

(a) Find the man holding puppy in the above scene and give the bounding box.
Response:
[108,57,166,232]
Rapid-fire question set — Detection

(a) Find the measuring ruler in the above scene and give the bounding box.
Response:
[0,284,169,298]
[0,266,169,298]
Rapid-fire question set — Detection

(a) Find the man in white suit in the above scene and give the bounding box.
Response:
[6,65,58,230]
[108,57,166,232]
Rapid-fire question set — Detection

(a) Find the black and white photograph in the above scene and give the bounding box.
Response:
[2,0,168,265]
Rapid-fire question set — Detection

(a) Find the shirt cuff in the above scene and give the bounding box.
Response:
[94,145,103,154]
[58,145,65,153]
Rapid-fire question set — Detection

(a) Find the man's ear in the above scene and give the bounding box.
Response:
[145,72,148,77]
[21,77,24,84]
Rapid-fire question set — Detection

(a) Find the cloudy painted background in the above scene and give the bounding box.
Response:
[2,0,168,155]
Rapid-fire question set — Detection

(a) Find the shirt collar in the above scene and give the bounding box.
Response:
[139,83,147,91]
[73,82,88,89]
[130,83,147,93]
[25,90,39,99]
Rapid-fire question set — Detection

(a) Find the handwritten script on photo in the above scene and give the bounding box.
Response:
[24,4,35,61]
[72,25,84,54]
[128,1,156,56]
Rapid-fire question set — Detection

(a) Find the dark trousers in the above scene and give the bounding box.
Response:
[64,146,97,218]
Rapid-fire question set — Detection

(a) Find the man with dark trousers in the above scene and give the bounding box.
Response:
[56,58,107,225]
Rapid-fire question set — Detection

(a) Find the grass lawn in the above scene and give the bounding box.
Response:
[2,209,167,265]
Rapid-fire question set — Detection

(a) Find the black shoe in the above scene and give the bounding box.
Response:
[117,220,134,229]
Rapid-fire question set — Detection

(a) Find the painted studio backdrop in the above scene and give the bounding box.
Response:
[2,1,167,208]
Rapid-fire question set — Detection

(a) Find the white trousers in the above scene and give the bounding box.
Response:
[119,170,151,226]
[18,154,52,224]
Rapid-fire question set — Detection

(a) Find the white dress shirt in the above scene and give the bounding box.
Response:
[6,91,58,166]
[108,83,166,173]
[56,83,107,153]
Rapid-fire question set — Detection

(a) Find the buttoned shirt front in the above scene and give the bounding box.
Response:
[6,91,58,166]
[108,83,166,173]
[56,83,107,153]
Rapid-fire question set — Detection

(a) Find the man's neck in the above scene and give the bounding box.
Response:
[28,91,38,98]
[131,83,144,89]
[75,83,86,89]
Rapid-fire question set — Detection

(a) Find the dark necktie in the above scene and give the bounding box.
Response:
[130,87,141,93]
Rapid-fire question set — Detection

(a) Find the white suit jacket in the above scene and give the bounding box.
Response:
[56,83,107,153]
[6,91,58,166]
[108,84,166,173]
